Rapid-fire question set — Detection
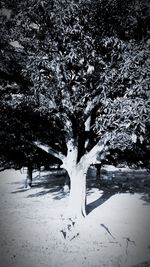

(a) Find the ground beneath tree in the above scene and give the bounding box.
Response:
[0,168,150,267]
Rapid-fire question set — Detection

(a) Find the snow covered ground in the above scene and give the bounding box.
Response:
[0,169,150,267]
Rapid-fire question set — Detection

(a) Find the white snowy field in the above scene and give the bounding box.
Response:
[0,169,150,267]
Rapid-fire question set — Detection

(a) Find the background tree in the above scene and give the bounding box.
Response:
[0,100,62,186]
[0,0,150,221]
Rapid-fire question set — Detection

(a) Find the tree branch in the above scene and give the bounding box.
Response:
[84,115,91,149]
[84,95,102,120]
[33,140,66,161]
[84,98,101,151]
[80,133,110,166]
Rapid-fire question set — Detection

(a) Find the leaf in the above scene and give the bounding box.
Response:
[141,126,145,134]
[0,8,12,19]
[87,65,94,74]
[140,135,144,144]
[29,23,39,30]
[125,122,131,128]
[131,133,137,143]
[9,41,24,49]
[79,58,84,64]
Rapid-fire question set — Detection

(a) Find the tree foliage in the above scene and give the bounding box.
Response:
[0,0,150,168]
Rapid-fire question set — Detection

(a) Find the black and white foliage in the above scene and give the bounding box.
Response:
[0,0,150,220]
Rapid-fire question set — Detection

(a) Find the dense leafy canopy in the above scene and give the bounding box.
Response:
[0,0,150,168]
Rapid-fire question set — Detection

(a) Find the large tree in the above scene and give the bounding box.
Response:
[0,0,150,221]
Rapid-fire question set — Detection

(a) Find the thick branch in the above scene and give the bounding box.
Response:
[34,140,66,161]
[84,104,99,151]
[84,115,91,149]
[85,116,91,131]
[66,139,78,162]
[63,115,74,138]
[84,95,101,120]
[61,113,78,147]
[80,133,110,166]
[83,96,102,152]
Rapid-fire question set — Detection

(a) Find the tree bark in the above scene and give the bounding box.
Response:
[33,136,109,220]
[66,165,87,221]
[25,165,33,188]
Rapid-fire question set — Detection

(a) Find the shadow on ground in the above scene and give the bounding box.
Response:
[132,260,150,267]
[11,173,67,198]
[86,191,114,215]
[10,168,150,216]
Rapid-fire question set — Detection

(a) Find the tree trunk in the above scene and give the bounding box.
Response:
[25,165,33,188]
[63,173,70,193]
[95,164,101,180]
[66,166,87,221]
